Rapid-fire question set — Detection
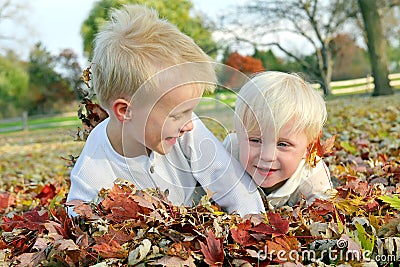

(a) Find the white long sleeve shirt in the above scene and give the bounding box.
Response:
[67,115,265,216]
[223,133,332,209]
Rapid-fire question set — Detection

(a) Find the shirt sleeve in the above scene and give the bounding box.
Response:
[67,173,100,204]
[222,132,240,160]
[179,114,265,216]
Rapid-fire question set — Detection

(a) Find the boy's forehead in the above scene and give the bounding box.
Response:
[132,83,202,111]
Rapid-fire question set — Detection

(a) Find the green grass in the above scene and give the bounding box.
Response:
[0,115,81,134]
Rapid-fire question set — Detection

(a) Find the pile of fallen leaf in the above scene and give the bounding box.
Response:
[1,88,400,266]
[1,167,400,266]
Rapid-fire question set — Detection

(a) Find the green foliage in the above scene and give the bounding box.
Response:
[355,222,375,253]
[0,54,29,119]
[379,195,400,210]
[81,0,217,59]
[388,45,400,72]
[252,49,304,73]
[27,43,76,115]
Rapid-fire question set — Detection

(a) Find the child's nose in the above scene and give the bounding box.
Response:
[259,144,276,162]
[180,119,194,133]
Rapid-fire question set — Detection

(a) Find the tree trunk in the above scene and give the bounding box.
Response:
[358,0,393,96]
[317,46,333,96]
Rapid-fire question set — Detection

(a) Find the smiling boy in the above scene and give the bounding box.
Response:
[224,71,332,209]
[66,4,264,216]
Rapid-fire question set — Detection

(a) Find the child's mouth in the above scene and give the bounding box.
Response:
[165,137,177,146]
[256,167,277,176]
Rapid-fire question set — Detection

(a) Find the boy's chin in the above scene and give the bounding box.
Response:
[155,145,173,155]
[259,179,288,194]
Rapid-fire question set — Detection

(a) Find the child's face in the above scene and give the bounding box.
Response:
[238,120,308,189]
[125,84,202,156]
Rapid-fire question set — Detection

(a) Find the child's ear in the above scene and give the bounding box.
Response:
[112,99,132,122]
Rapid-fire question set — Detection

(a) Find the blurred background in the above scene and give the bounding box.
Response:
[0,0,399,122]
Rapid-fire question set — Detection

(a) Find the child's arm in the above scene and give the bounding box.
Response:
[180,114,265,216]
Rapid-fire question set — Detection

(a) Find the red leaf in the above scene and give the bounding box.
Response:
[93,240,128,259]
[0,192,15,212]
[94,226,135,245]
[364,199,380,212]
[66,200,100,220]
[36,184,56,205]
[14,251,46,267]
[199,230,224,266]
[2,209,48,233]
[231,220,257,246]
[250,213,289,237]
[49,207,74,239]
[346,176,369,195]
[101,184,144,223]
[309,198,335,215]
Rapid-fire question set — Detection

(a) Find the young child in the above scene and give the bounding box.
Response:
[66,4,265,216]
[223,71,332,210]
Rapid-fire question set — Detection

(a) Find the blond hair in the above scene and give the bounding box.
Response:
[234,71,327,143]
[92,4,216,109]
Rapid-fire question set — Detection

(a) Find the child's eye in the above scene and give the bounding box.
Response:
[170,114,182,120]
[249,138,261,143]
[277,141,290,147]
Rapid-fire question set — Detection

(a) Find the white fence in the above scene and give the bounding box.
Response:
[313,72,400,95]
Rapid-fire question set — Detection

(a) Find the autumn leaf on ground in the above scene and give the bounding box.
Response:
[1,209,48,233]
[35,184,56,205]
[250,212,289,237]
[65,199,99,220]
[308,198,335,216]
[101,184,143,222]
[321,135,336,156]
[231,220,257,246]
[0,192,15,213]
[346,176,370,196]
[93,240,128,259]
[199,230,224,266]
[152,255,196,267]
[355,222,375,252]
[379,194,400,210]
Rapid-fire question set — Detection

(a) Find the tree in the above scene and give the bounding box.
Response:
[28,43,75,114]
[81,0,217,59]
[330,34,370,80]
[55,49,83,98]
[222,51,264,89]
[253,49,284,71]
[0,53,29,118]
[358,0,393,96]
[225,52,265,75]
[252,49,304,73]
[219,0,360,95]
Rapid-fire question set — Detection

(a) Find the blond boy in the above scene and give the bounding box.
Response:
[223,71,332,209]
[67,5,264,216]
